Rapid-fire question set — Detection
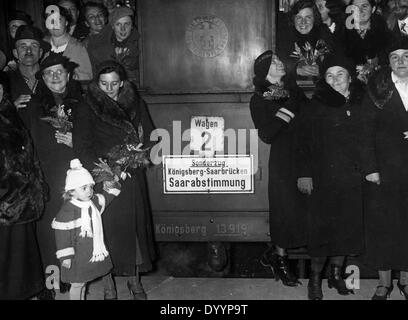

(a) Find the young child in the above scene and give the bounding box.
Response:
[51,159,120,300]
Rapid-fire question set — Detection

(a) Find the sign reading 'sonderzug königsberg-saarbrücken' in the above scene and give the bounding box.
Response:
[163,155,254,194]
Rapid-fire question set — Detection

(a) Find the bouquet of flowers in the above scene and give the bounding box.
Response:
[356,58,380,84]
[92,137,153,185]
[262,83,290,101]
[40,104,73,134]
[290,40,330,66]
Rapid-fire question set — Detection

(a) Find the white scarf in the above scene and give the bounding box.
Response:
[70,195,109,262]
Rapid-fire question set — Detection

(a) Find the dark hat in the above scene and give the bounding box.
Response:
[35,53,78,80]
[386,37,408,56]
[254,50,273,79]
[8,10,33,25]
[14,25,51,52]
[321,54,356,78]
[109,6,134,26]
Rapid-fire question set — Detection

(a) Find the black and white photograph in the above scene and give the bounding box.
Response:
[1,0,408,306]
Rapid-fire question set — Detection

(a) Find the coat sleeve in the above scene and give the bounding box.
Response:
[51,204,76,262]
[249,94,298,145]
[295,99,314,178]
[360,94,379,175]
[73,101,98,171]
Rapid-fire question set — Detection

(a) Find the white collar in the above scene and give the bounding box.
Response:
[392,72,408,85]
[328,22,336,34]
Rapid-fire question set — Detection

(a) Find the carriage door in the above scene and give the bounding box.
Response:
[140,0,276,242]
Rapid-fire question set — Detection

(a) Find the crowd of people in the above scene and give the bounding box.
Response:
[0,0,155,300]
[252,0,408,300]
[1,0,408,301]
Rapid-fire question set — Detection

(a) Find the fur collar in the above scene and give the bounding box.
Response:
[367,66,395,109]
[313,79,365,108]
[87,81,140,137]
[34,79,82,116]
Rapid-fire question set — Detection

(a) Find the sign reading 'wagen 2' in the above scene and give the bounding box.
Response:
[163,155,254,194]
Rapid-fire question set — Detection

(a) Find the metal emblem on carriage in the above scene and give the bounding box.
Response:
[185,16,229,58]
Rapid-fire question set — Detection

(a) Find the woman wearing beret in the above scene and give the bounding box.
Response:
[361,40,408,300]
[297,54,365,299]
[0,72,47,299]
[75,60,156,300]
[250,50,308,287]
[19,53,89,299]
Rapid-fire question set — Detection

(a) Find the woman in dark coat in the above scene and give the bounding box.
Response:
[297,54,365,299]
[76,60,156,300]
[277,0,330,82]
[315,0,347,53]
[345,0,390,73]
[18,53,88,299]
[0,72,47,299]
[249,50,308,287]
[361,41,408,300]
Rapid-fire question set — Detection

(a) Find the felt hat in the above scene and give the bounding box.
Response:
[109,6,134,26]
[65,159,95,191]
[35,53,78,79]
[14,25,51,52]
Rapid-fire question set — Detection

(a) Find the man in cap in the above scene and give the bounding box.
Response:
[87,6,140,87]
[3,11,33,72]
[8,11,33,40]
[6,25,50,109]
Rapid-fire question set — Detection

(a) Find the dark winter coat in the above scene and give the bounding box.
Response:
[0,98,45,299]
[297,80,365,257]
[6,68,40,103]
[0,99,47,226]
[18,80,87,270]
[77,81,156,274]
[361,67,408,270]
[249,80,308,248]
[345,14,390,66]
[86,26,140,86]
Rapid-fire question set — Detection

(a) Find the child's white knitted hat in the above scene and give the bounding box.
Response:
[65,159,95,191]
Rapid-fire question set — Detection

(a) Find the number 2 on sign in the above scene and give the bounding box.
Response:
[201,131,212,151]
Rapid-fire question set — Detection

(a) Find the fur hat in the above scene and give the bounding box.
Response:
[109,6,134,26]
[65,159,95,191]
[386,38,408,56]
[321,54,356,78]
[35,53,78,80]
[254,50,273,79]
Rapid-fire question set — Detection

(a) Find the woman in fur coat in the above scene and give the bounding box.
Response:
[361,41,408,300]
[18,53,89,299]
[76,60,156,300]
[297,54,365,300]
[0,72,47,299]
